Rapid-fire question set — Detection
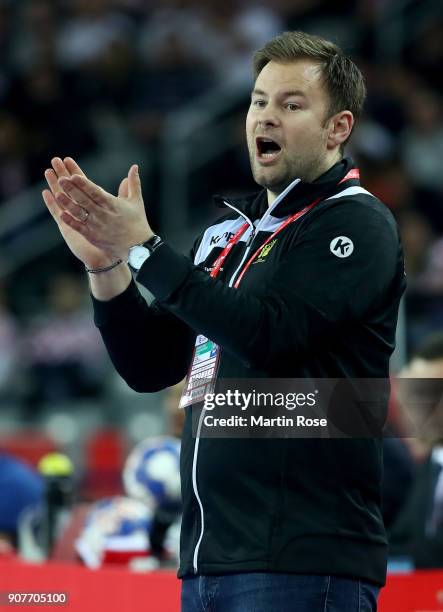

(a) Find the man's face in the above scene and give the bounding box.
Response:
[246,59,334,197]
[398,357,443,447]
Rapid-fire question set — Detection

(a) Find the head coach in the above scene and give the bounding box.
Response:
[43,31,405,612]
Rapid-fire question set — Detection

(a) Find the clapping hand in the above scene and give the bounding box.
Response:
[43,157,153,265]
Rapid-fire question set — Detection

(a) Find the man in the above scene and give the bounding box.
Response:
[0,453,44,555]
[43,31,405,612]
[389,333,443,568]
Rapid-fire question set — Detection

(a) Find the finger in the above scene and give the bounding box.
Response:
[55,190,91,222]
[128,164,142,201]
[51,157,71,179]
[60,210,90,237]
[45,168,63,197]
[118,177,129,199]
[62,174,111,209]
[64,157,86,177]
[58,178,94,209]
[42,189,61,223]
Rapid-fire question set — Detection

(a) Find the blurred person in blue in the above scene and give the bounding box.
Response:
[0,453,43,555]
[42,31,405,611]
[389,333,443,568]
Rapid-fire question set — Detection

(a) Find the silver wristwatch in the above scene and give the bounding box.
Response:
[127,235,163,272]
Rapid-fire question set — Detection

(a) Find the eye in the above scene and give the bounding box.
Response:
[252,99,266,109]
[286,103,300,111]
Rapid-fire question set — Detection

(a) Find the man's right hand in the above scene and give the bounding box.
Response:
[43,157,128,270]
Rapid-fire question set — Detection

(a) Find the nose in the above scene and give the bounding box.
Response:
[255,99,281,128]
[257,111,280,129]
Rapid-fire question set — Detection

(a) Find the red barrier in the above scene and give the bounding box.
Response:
[0,558,180,612]
[379,571,443,612]
[1,559,443,611]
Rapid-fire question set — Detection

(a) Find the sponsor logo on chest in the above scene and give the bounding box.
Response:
[253,239,278,264]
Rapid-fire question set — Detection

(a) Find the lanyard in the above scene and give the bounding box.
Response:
[210,222,249,278]
[210,168,359,286]
[233,198,320,288]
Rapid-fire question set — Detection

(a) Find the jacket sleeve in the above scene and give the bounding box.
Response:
[92,281,195,392]
[136,199,404,370]
[90,233,205,392]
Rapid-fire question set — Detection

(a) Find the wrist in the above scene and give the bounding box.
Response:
[85,259,123,274]
[128,230,155,251]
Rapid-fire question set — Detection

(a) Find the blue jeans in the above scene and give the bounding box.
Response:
[181,573,380,611]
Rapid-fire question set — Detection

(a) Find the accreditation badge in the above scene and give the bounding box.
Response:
[179,334,220,409]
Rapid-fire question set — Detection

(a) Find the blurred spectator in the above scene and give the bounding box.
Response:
[56,0,134,71]
[0,281,19,398]
[359,158,414,214]
[123,435,181,563]
[419,239,443,294]
[130,31,214,145]
[9,0,58,74]
[350,117,396,163]
[194,0,283,84]
[405,19,443,95]
[6,62,97,184]
[397,210,434,284]
[21,274,106,410]
[0,113,29,200]
[0,2,13,73]
[389,334,443,567]
[0,453,44,553]
[137,0,208,71]
[75,496,154,569]
[138,0,282,86]
[402,88,443,192]
[401,88,443,233]
[382,437,416,530]
[277,0,362,51]
[364,65,414,137]
[86,38,138,113]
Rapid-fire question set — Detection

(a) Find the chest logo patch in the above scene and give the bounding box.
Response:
[254,239,278,264]
[330,236,354,258]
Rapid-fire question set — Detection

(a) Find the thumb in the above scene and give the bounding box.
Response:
[128,164,142,201]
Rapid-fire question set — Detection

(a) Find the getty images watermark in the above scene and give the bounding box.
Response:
[189,378,395,439]
[202,389,326,429]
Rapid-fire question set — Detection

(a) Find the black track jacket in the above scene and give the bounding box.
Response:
[92,158,405,586]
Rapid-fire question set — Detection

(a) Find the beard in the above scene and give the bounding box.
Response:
[248,145,329,194]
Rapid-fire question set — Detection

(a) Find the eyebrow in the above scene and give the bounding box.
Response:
[252,88,308,98]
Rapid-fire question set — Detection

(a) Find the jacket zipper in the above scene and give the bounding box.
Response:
[191,198,281,573]
[192,404,208,573]
[191,201,254,574]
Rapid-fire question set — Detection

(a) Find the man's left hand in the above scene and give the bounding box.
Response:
[54,159,154,261]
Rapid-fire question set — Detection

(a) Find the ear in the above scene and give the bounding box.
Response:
[326,111,354,150]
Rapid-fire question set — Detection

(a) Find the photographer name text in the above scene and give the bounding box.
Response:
[203,415,327,428]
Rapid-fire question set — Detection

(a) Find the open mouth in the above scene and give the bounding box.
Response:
[256,137,282,162]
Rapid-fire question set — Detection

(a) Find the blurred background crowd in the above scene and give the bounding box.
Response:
[0,0,443,574]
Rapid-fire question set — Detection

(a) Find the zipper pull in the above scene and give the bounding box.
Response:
[246,229,255,247]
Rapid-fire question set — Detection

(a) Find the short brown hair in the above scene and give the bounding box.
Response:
[253,31,366,126]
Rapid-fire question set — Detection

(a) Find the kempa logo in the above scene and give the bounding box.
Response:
[330,236,354,258]
[210,231,235,246]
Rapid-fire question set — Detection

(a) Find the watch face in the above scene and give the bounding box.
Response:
[128,245,150,270]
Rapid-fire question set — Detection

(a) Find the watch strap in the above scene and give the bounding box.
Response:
[143,235,163,253]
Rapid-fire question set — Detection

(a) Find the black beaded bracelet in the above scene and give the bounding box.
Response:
[85,259,123,274]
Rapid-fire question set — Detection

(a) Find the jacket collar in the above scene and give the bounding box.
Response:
[214,157,360,220]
